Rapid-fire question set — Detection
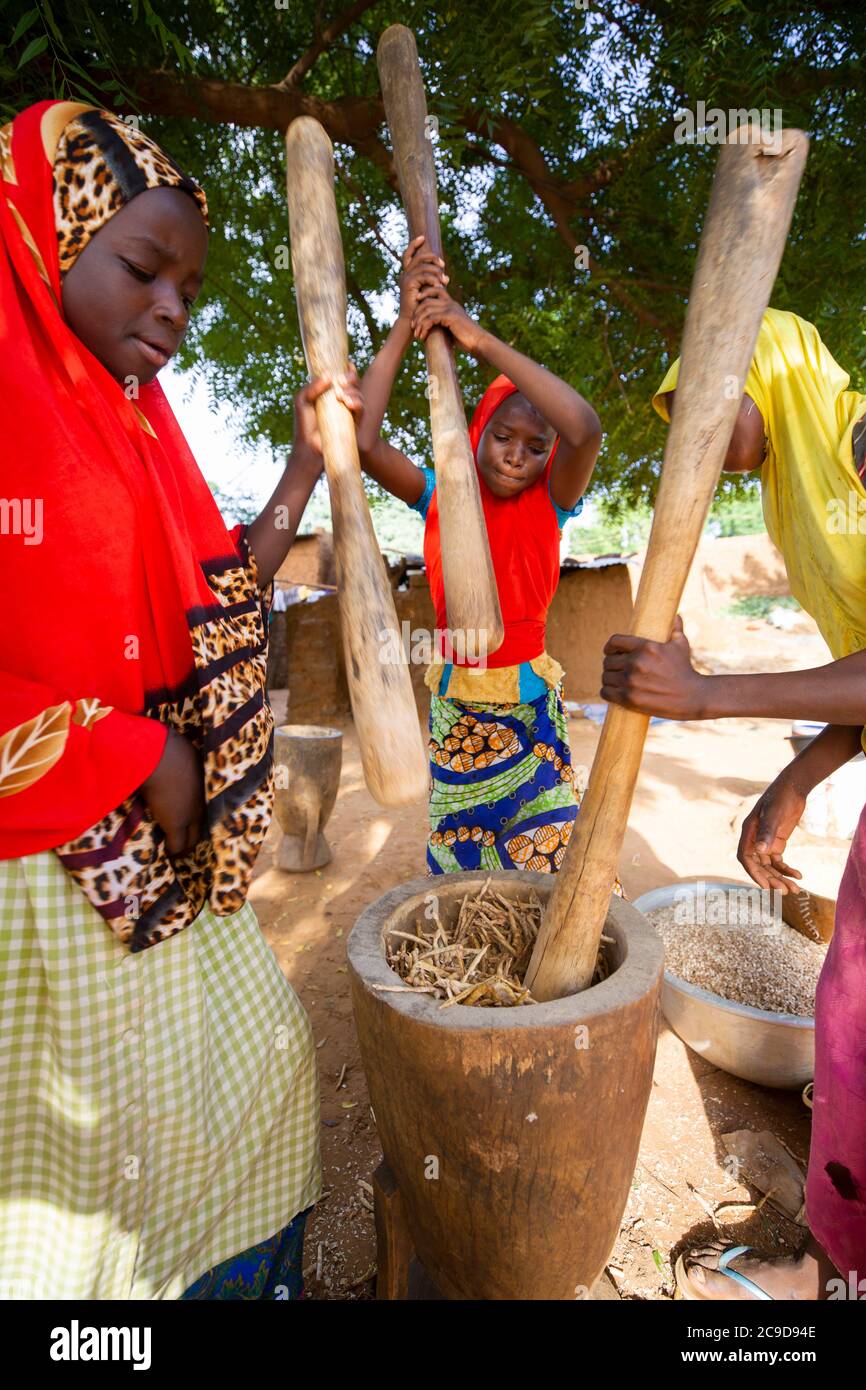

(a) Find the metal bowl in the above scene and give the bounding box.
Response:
[633,880,815,1090]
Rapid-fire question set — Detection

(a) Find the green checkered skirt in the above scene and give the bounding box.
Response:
[0,851,321,1299]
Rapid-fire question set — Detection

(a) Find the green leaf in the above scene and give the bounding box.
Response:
[54,54,91,81]
[652,1249,664,1272]
[17,33,49,69]
[169,32,193,68]
[1,0,851,510]
[10,8,38,45]
[71,86,111,108]
[40,0,63,44]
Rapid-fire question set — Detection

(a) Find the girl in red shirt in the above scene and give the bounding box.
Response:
[358,239,602,874]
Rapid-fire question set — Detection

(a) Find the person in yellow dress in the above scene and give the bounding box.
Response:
[602,307,866,1300]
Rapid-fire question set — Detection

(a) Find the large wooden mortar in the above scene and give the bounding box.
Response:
[348,871,663,1300]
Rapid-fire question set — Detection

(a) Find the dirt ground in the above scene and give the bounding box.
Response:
[252,611,851,1301]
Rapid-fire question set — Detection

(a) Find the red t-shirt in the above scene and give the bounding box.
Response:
[423,375,562,668]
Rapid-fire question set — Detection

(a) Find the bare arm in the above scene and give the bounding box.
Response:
[700,656,866,726]
[412,288,601,508]
[356,316,427,505]
[245,451,322,591]
[601,617,866,727]
[735,722,863,893]
[357,314,412,450]
[356,236,447,506]
[663,389,766,474]
[246,374,361,589]
[785,721,865,786]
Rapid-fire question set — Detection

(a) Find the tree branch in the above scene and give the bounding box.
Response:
[335,163,402,260]
[280,0,380,88]
[116,51,848,346]
[345,266,382,352]
[462,108,675,336]
[121,67,392,173]
[120,67,675,333]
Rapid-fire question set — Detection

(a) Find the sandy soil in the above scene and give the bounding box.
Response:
[252,614,851,1301]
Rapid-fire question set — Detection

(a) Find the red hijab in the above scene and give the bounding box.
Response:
[423,375,561,668]
[0,102,272,949]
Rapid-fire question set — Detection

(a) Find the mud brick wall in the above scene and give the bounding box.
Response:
[266,614,289,689]
[267,559,634,716]
[546,562,634,702]
[275,529,336,587]
[267,531,339,692]
[275,593,348,724]
[392,574,438,707]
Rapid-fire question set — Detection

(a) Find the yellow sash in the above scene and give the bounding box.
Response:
[424,652,565,704]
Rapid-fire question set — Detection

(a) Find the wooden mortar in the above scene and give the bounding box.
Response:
[348,870,663,1299]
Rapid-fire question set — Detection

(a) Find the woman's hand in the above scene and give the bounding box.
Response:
[292,367,363,465]
[140,729,205,856]
[600,617,707,719]
[737,774,807,894]
[398,235,447,325]
[412,285,484,352]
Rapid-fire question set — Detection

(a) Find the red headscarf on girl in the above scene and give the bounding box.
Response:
[423,374,561,668]
[0,101,273,951]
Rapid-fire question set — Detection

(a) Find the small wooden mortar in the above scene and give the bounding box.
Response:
[273,723,343,872]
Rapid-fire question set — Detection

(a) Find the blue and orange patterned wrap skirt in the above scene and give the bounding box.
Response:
[427,685,583,875]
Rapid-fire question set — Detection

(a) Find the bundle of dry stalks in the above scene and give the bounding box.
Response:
[380,878,611,1009]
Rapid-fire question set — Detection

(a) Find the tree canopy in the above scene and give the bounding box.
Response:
[4,0,864,507]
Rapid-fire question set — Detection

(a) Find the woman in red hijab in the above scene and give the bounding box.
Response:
[0,101,359,1299]
[357,238,602,874]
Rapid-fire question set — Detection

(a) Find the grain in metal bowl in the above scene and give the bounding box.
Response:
[633,880,824,1089]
